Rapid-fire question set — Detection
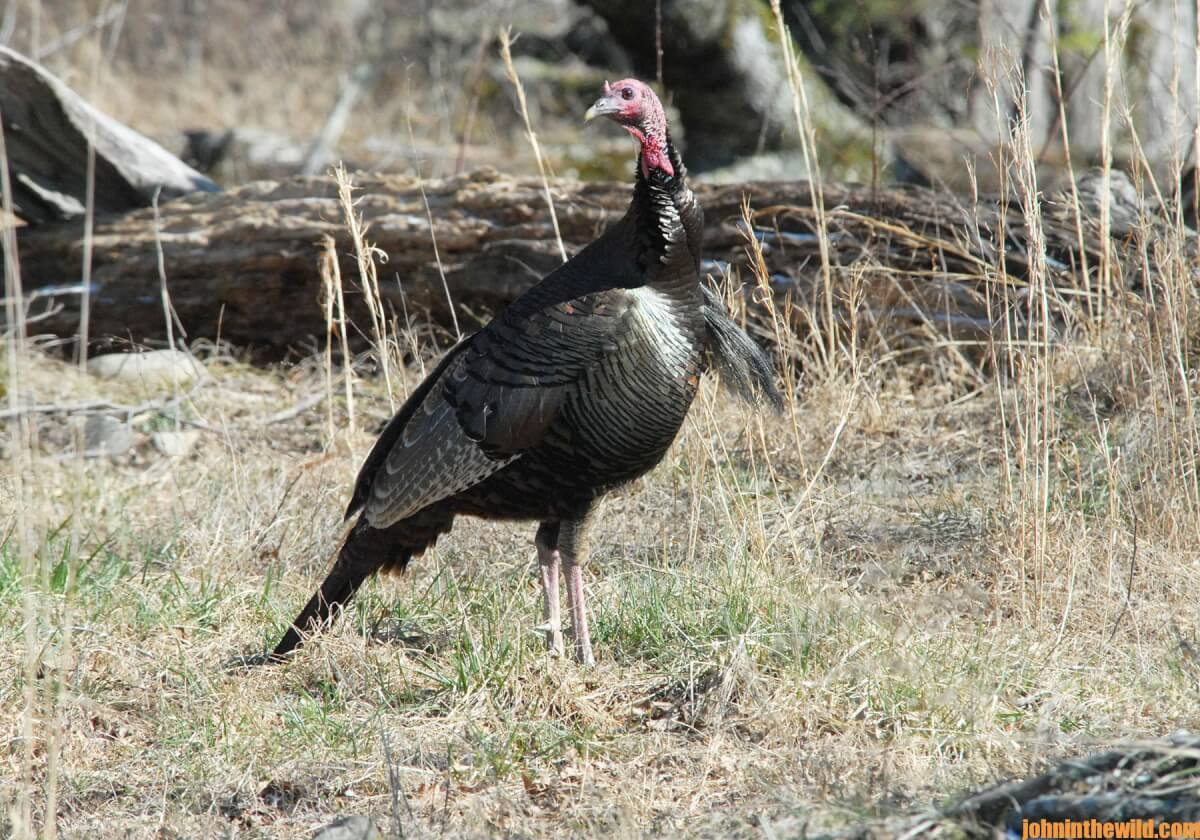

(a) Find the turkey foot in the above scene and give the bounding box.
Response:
[535,522,564,656]
[560,515,595,667]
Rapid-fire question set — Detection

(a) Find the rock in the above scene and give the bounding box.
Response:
[0,46,216,224]
[151,430,200,457]
[87,350,204,387]
[83,415,134,456]
[311,816,383,840]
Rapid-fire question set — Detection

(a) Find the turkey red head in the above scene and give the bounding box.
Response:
[585,78,674,178]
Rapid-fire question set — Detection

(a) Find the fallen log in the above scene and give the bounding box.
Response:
[0,46,217,224]
[11,167,1160,358]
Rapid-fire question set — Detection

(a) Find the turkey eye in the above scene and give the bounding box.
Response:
[621,88,634,100]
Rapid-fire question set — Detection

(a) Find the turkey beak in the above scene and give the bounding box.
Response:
[585,97,620,122]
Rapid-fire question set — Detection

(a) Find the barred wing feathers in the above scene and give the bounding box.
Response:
[349,240,641,529]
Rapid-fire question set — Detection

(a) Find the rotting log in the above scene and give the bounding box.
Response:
[11,167,1162,359]
[0,46,217,224]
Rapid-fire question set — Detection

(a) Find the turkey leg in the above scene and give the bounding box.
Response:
[560,513,596,667]
[534,521,564,656]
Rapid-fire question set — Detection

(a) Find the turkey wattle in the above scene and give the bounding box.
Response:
[270,78,780,667]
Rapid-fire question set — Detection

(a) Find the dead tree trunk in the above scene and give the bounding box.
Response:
[12,168,1148,359]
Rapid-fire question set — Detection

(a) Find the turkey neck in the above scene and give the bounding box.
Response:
[630,132,703,300]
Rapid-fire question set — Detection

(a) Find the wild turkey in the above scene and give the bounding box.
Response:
[271,79,780,666]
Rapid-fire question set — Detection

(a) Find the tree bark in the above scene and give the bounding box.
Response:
[11,168,1138,358]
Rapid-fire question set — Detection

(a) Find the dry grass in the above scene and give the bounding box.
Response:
[2,274,1199,836]
[3,1,1200,838]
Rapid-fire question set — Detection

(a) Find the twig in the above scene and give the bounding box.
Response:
[248,469,307,557]
[0,398,135,420]
[154,411,221,433]
[768,0,836,371]
[257,390,330,426]
[379,722,412,838]
[301,61,377,176]
[320,235,356,437]
[0,380,214,430]
[151,187,191,436]
[333,165,395,407]
[1106,516,1137,643]
[152,191,187,350]
[498,28,567,263]
[0,104,40,837]
[34,3,124,59]
[454,29,492,174]
[404,75,461,342]
[0,298,63,337]
[320,237,338,443]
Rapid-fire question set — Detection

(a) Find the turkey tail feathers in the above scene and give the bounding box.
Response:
[700,285,784,411]
[270,506,455,660]
[270,522,397,660]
